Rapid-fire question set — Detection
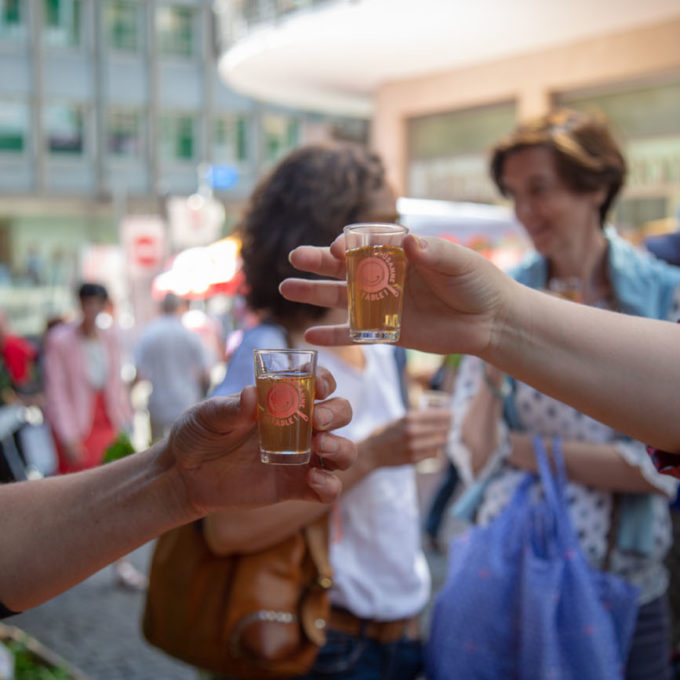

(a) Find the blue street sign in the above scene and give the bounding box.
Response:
[207,164,239,190]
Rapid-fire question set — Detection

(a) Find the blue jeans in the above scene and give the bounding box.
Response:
[424,461,459,540]
[626,595,671,680]
[298,630,423,680]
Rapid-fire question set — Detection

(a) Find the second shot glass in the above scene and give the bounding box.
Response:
[253,349,317,465]
[344,222,408,343]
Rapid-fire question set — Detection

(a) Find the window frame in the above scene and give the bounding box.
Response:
[0,99,30,155]
[42,0,84,50]
[159,111,200,164]
[44,101,88,158]
[156,3,199,60]
[105,0,144,55]
[0,0,26,42]
[107,108,145,159]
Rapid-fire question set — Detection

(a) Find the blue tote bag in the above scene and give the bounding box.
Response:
[426,437,639,680]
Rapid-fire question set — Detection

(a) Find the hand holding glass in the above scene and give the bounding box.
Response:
[254,350,317,465]
[344,223,408,343]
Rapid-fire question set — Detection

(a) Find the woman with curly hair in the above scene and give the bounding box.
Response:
[204,142,451,680]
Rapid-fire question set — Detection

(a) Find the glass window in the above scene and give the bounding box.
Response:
[108,110,143,157]
[407,102,517,202]
[262,113,299,165]
[43,0,82,48]
[156,5,196,58]
[214,115,249,165]
[45,104,85,155]
[0,0,24,40]
[106,1,142,52]
[0,101,28,152]
[556,81,680,140]
[160,113,197,161]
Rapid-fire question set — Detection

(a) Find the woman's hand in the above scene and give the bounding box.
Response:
[360,407,452,472]
[280,235,514,357]
[159,366,356,517]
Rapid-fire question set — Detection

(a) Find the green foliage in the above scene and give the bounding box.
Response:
[5,639,73,679]
[102,431,136,464]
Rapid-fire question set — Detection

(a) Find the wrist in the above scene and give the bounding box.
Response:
[147,441,202,527]
[483,278,529,369]
[356,437,381,476]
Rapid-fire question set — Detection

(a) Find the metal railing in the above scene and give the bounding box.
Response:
[213,0,345,50]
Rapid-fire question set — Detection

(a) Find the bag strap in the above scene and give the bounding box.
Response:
[532,436,574,546]
[603,494,622,571]
[304,516,333,588]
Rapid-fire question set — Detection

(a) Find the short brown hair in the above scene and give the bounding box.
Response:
[490,109,626,226]
[240,142,390,324]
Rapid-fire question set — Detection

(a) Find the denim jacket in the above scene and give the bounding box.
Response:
[504,227,680,556]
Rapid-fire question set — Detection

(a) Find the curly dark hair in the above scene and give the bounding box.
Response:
[240,142,392,325]
[490,108,626,227]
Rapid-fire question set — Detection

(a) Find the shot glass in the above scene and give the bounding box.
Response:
[547,277,583,302]
[418,390,452,411]
[417,390,452,474]
[343,223,409,343]
[253,349,317,465]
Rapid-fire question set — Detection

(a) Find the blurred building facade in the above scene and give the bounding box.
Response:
[0,0,367,334]
[216,0,680,237]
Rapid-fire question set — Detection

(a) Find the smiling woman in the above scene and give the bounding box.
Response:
[446,108,680,679]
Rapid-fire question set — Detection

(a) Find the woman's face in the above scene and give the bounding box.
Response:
[501,146,603,258]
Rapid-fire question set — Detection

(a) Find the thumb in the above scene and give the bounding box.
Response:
[192,390,257,434]
[403,234,483,277]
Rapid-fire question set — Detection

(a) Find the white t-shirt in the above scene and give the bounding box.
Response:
[214,325,430,621]
[318,346,430,621]
[82,337,108,390]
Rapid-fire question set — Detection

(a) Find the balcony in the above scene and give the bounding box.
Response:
[214,0,680,117]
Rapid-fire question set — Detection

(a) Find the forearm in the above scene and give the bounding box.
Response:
[0,444,191,611]
[460,388,504,476]
[508,433,661,494]
[486,283,680,453]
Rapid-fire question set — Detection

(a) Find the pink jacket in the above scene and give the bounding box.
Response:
[44,323,132,446]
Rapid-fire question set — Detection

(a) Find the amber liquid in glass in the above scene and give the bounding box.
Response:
[256,371,315,464]
[346,244,406,342]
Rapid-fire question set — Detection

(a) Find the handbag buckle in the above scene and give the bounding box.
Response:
[229,610,298,659]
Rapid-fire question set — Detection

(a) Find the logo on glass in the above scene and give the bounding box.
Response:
[356,250,399,300]
[264,378,309,425]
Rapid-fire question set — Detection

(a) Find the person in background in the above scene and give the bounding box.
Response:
[0,377,356,619]
[447,109,680,679]
[204,142,451,680]
[280,111,680,679]
[422,353,461,553]
[0,311,39,404]
[43,282,147,589]
[44,283,131,474]
[135,293,211,442]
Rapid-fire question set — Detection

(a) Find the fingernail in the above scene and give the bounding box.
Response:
[417,236,428,250]
[316,375,329,396]
[320,434,338,453]
[309,467,332,488]
[315,407,332,428]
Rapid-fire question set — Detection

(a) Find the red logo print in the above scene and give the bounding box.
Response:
[266,382,300,419]
[357,256,391,293]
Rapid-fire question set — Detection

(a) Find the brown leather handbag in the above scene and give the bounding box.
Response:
[142,514,332,679]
